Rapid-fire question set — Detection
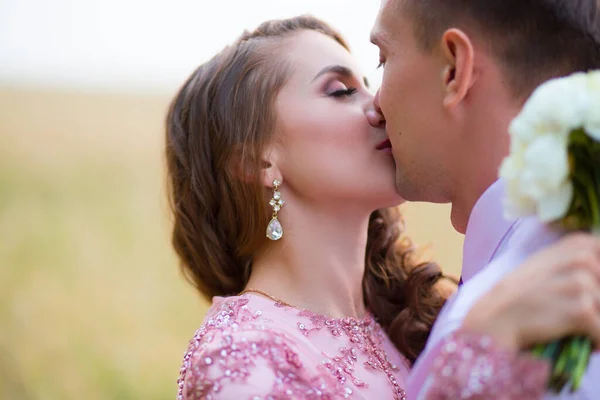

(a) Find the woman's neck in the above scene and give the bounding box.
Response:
[246,202,370,319]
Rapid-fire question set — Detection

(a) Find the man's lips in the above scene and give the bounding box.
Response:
[376,138,392,150]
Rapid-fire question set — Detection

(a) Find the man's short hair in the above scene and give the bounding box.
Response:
[403,0,600,96]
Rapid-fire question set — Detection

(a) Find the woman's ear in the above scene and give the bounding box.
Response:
[229,143,282,187]
[260,144,282,188]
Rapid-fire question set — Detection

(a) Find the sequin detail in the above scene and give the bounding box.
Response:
[177,296,408,400]
[178,298,347,399]
[423,331,550,399]
[294,308,406,400]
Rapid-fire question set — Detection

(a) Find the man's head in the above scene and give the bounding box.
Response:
[371,0,600,231]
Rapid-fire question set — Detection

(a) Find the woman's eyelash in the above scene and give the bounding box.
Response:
[377,62,385,69]
[329,88,357,97]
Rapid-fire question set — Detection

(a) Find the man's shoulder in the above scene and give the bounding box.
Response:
[502,216,563,259]
[427,218,562,352]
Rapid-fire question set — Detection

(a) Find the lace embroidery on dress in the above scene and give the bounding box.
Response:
[292,306,407,399]
[423,330,550,400]
[177,298,350,400]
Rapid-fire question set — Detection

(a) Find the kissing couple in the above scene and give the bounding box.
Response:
[167,1,600,398]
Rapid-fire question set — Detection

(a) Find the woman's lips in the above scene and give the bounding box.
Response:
[376,138,392,151]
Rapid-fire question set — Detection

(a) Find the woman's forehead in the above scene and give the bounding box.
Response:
[282,30,359,83]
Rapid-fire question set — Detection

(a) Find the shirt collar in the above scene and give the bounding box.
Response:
[461,179,518,283]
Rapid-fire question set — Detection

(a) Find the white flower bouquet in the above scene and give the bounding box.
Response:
[500,70,600,392]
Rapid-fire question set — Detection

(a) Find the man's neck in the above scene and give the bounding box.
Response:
[447,58,526,233]
[450,172,499,234]
[459,179,522,283]
[449,104,519,232]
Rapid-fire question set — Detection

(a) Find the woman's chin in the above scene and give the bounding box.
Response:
[373,191,405,210]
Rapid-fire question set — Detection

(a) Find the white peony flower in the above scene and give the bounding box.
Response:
[511,73,589,143]
[503,70,600,395]
[500,135,572,221]
[499,71,600,222]
[501,70,600,223]
[518,135,570,201]
[583,71,600,140]
[500,152,535,220]
[502,180,536,219]
[536,182,574,223]
[508,114,536,144]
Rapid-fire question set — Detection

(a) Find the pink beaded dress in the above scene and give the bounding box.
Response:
[177,294,550,400]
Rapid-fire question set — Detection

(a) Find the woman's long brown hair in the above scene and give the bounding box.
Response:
[165,15,452,364]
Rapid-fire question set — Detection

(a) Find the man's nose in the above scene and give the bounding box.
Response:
[366,89,386,128]
[373,88,382,112]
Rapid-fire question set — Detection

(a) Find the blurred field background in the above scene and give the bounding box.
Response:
[0,1,464,399]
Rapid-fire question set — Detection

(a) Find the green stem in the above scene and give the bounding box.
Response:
[586,184,600,227]
[542,341,561,361]
[564,337,582,375]
[553,341,571,378]
[544,132,598,393]
[532,343,547,358]
[571,337,592,392]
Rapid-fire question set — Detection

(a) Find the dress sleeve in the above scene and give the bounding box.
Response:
[420,330,550,400]
[180,329,341,400]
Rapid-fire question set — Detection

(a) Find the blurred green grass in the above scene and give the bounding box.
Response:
[0,87,207,400]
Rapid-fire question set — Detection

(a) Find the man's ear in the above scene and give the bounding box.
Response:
[439,28,475,109]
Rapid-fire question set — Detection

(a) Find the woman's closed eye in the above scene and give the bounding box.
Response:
[329,87,357,97]
[326,81,357,98]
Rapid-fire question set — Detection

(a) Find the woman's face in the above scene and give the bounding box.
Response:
[272,30,402,212]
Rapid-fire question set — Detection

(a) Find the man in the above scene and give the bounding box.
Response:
[370,0,600,398]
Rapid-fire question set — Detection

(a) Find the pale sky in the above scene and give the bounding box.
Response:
[0,0,383,93]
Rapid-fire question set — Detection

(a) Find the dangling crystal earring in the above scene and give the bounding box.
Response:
[266,179,285,241]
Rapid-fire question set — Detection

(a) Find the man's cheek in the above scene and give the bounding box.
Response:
[379,87,392,114]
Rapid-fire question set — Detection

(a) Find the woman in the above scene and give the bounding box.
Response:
[166,16,553,399]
